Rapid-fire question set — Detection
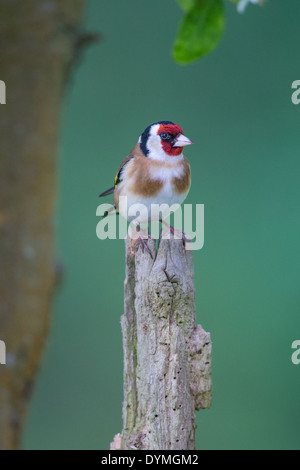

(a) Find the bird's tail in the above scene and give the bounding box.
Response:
[99,187,115,198]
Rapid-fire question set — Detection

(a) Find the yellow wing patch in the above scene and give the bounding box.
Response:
[114,155,134,189]
[114,172,119,188]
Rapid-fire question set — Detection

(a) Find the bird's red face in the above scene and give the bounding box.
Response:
[157,123,194,157]
[157,123,184,156]
[139,121,194,161]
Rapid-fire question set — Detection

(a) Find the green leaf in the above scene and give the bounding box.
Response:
[174,0,225,64]
[177,0,197,12]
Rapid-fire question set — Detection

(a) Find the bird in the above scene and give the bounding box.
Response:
[99,121,194,256]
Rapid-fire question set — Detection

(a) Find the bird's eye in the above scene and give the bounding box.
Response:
[160,132,169,141]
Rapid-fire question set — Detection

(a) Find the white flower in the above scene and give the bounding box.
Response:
[237,0,260,14]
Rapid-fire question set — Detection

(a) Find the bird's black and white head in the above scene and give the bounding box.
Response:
[139,121,194,162]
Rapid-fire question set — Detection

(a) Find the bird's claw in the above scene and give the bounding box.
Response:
[138,236,153,259]
[161,224,187,247]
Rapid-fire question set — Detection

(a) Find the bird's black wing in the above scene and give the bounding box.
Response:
[114,154,134,188]
[99,152,135,198]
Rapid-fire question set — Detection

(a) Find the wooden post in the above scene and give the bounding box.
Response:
[111,236,212,450]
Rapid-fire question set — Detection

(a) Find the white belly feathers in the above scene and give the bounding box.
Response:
[118,163,189,223]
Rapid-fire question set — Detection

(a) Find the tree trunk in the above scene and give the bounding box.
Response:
[0,0,87,450]
[111,237,212,450]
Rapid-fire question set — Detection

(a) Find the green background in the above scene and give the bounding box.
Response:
[23,0,300,450]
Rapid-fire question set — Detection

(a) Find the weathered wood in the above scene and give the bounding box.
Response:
[112,236,212,450]
[0,0,87,450]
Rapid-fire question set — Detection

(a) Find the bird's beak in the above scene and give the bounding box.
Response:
[173,134,194,147]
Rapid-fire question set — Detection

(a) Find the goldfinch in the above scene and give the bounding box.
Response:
[99,121,194,253]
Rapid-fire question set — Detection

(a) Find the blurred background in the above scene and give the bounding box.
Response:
[20,0,300,450]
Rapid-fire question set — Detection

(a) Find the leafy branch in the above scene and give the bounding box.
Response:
[173,0,265,64]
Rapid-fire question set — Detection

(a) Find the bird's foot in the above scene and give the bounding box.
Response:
[138,235,153,259]
[136,226,154,259]
[161,222,187,247]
